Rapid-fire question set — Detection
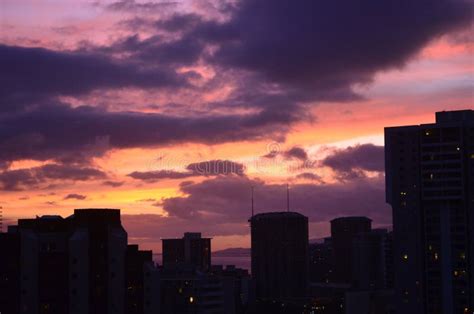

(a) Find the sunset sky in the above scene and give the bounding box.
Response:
[0,0,472,252]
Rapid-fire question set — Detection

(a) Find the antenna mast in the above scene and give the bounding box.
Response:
[286,183,290,212]
[251,186,254,217]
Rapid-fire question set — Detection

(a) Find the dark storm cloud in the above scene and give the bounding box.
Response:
[0,44,191,111]
[0,164,106,191]
[283,147,308,161]
[1,0,471,165]
[151,0,472,102]
[0,103,293,164]
[128,160,245,182]
[211,0,472,87]
[261,146,309,161]
[322,144,385,179]
[186,160,245,176]
[121,174,389,238]
[64,193,87,200]
[102,180,125,187]
[163,175,389,221]
[108,34,205,65]
[128,170,195,182]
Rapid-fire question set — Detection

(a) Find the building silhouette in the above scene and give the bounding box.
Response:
[0,209,159,314]
[309,237,333,284]
[0,209,253,314]
[249,212,308,300]
[125,245,159,314]
[162,232,211,272]
[72,209,127,314]
[330,216,372,283]
[352,229,393,290]
[0,232,20,314]
[385,109,474,314]
[159,238,252,314]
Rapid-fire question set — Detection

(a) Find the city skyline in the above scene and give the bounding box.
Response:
[0,0,472,253]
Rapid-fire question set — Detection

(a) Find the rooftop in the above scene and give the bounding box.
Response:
[249,211,307,221]
[436,110,473,123]
[330,216,372,223]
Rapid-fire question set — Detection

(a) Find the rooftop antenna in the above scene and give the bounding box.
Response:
[286,183,290,212]
[251,186,254,217]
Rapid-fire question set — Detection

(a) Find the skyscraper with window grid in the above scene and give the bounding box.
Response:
[385,110,474,314]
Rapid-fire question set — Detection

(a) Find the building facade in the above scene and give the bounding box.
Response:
[162,232,211,272]
[330,217,372,284]
[249,212,309,300]
[385,110,474,314]
[0,209,154,314]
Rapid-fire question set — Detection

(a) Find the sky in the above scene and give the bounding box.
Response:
[0,0,472,252]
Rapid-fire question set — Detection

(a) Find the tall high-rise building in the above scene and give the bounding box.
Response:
[309,237,333,284]
[0,232,20,314]
[330,216,372,283]
[70,209,128,314]
[352,229,394,290]
[385,110,474,314]
[249,212,308,300]
[1,209,129,314]
[125,245,160,314]
[162,232,211,272]
[17,215,71,314]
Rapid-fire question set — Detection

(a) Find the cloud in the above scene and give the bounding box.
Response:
[64,193,87,200]
[0,103,295,164]
[108,34,205,66]
[164,175,389,221]
[128,159,245,182]
[143,0,472,107]
[283,146,308,161]
[102,180,125,187]
[106,0,178,13]
[0,164,106,191]
[296,172,323,182]
[1,0,470,170]
[186,160,245,176]
[137,198,157,202]
[0,44,192,111]
[322,144,384,180]
[128,170,195,182]
[121,174,390,240]
[210,0,472,89]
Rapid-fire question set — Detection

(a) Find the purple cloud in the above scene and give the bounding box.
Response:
[121,174,390,241]
[64,193,87,200]
[283,147,308,161]
[128,160,246,182]
[0,103,293,164]
[0,164,106,191]
[102,180,125,187]
[322,144,384,180]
